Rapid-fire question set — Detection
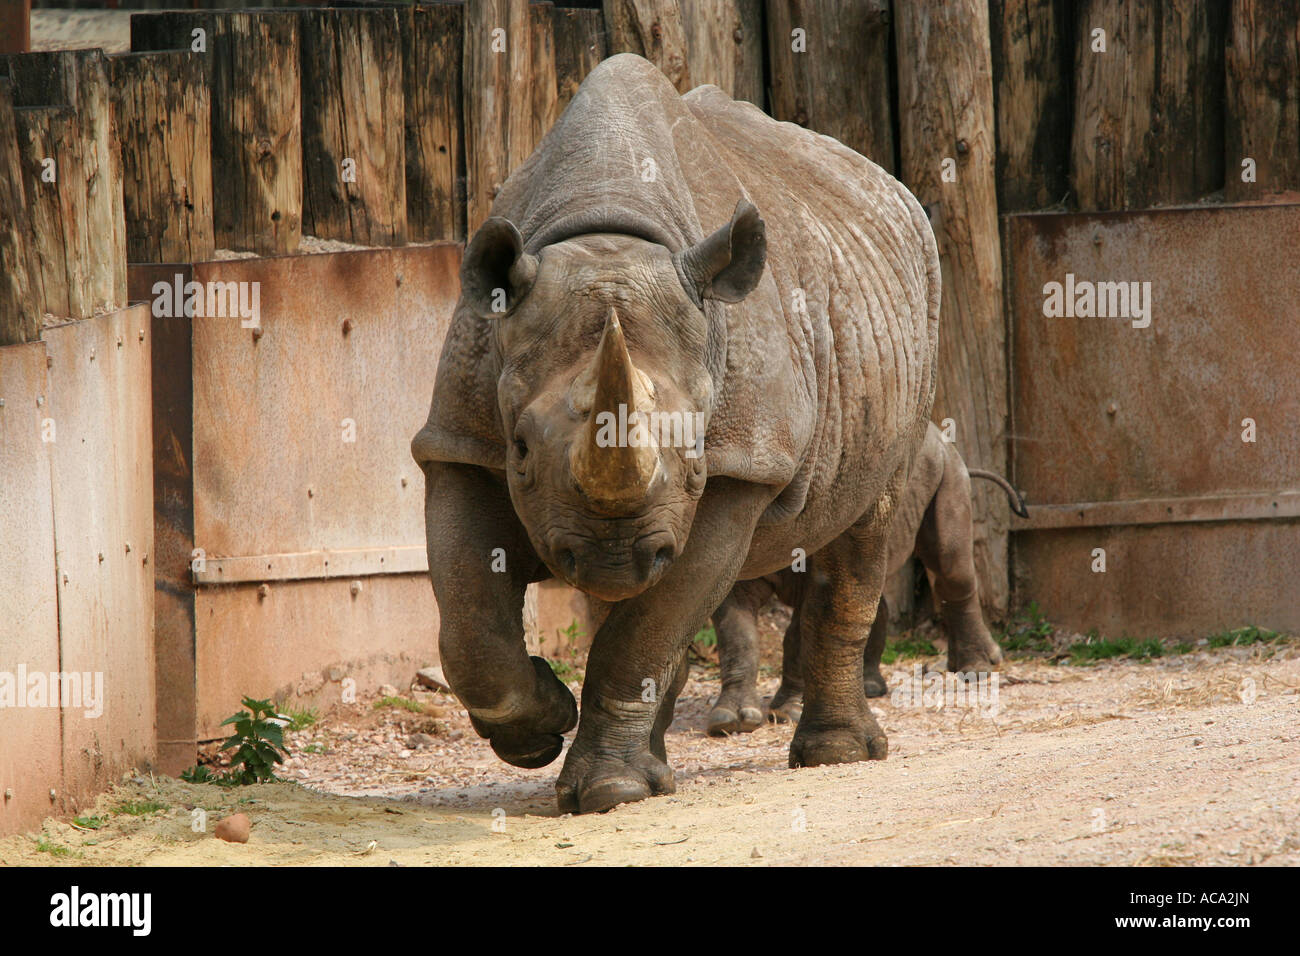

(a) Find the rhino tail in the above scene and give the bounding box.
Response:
[967,468,1029,519]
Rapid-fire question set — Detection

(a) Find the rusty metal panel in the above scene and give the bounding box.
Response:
[1005,204,1300,636]
[42,306,156,811]
[1006,203,1300,504]
[170,245,461,739]
[189,245,460,558]
[1014,520,1300,637]
[0,340,62,837]
[194,575,438,739]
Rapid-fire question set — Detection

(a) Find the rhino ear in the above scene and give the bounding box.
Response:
[673,199,767,306]
[460,217,539,318]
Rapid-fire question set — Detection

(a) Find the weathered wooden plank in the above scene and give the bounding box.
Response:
[133,11,302,255]
[989,0,1071,211]
[603,0,691,92]
[766,0,896,173]
[553,6,607,113]
[1225,0,1300,200]
[681,0,762,105]
[0,78,36,344]
[0,0,30,56]
[530,2,559,149]
[3,49,127,320]
[463,0,534,232]
[300,8,407,246]
[1070,0,1227,211]
[402,1,466,242]
[109,51,214,263]
[895,0,1008,616]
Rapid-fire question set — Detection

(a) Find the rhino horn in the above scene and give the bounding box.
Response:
[569,308,660,513]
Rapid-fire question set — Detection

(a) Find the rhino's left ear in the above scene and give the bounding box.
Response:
[673,199,767,306]
[460,217,539,318]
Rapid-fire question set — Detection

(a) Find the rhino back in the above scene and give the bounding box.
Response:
[679,85,940,563]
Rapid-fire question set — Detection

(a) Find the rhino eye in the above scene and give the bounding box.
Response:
[513,438,529,461]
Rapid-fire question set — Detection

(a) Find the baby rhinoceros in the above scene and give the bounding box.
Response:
[411,54,941,814]
[707,421,1027,736]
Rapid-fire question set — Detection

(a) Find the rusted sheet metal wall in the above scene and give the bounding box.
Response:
[138,246,460,746]
[1005,203,1300,636]
[0,307,155,837]
[0,341,62,837]
[42,306,157,809]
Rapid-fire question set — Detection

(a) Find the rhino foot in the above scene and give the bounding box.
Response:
[863,667,889,699]
[472,656,578,769]
[768,684,803,724]
[943,606,1004,673]
[707,690,764,736]
[556,751,675,814]
[788,704,888,768]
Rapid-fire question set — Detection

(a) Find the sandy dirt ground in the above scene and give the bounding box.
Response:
[4,633,1297,867]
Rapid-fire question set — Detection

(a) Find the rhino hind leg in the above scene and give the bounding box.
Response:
[862,595,890,698]
[708,583,767,736]
[915,444,1004,673]
[787,494,897,769]
[768,600,804,724]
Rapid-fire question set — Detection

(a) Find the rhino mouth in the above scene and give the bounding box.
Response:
[549,529,678,601]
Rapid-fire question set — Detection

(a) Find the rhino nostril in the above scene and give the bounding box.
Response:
[557,548,577,579]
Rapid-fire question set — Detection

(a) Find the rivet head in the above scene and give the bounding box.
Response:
[350,580,363,597]
[98,552,105,563]
[400,476,408,488]
[125,542,132,553]
[342,318,354,335]
[89,348,95,361]
[117,335,123,347]
[1107,402,1118,415]
[49,788,57,801]
[139,329,145,342]
[252,326,264,342]
[258,583,270,600]
[3,788,12,801]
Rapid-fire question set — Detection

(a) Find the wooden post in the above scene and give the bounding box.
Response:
[895,0,1009,617]
[603,0,691,92]
[1225,0,1300,201]
[680,0,762,105]
[3,49,127,321]
[300,8,406,246]
[0,79,36,344]
[766,0,896,174]
[0,0,30,56]
[402,1,466,242]
[529,2,559,151]
[109,52,214,263]
[1070,0,1227,211]
[133,12,302,256]
[989,0,1071,211]
[553,6,607,114]
[463,0,534,233]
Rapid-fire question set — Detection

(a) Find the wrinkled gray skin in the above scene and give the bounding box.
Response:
[707,422,1019,735]
[411,55,940,814]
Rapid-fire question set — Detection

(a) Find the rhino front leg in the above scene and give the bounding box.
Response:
[422,461,577,768]
[915,445,1003,672]
[788,508,893,768]
[708,581,768,736]
[557,480,770,813]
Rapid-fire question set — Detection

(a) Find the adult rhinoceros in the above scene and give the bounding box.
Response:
[412,53,940,814]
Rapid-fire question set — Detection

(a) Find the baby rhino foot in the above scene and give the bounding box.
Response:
[707,690,764,736]
[768,684,803,724]
[556,750,676,814]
